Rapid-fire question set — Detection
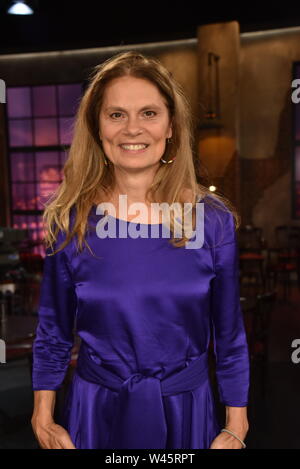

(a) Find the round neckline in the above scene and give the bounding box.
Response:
[107,213,163,226]
[91,195,205,226]
[92,205,163,226]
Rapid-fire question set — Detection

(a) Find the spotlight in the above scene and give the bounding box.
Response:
[7,1,34,15]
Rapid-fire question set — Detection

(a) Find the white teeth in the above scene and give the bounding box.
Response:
[121,144,148,150]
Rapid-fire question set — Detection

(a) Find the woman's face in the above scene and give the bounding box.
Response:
[99,75,172,168]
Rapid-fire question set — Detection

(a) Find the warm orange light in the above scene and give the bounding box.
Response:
[198,133,235,177]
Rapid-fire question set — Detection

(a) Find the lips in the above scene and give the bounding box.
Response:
[119,143,150,153]
[119,143,150,147]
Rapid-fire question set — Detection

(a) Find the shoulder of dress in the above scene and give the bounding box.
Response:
[197,194,236,247]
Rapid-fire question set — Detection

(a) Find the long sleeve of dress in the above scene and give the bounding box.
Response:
[210,209,250,407]
[32,231,78,391]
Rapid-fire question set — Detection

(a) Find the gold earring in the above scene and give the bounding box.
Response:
[160,157,175,164]
[161,138,175,164]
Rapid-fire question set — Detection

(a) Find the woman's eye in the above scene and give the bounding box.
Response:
[110,111,157,120]
[110,112,123,119]
[110,111,156,119]
[144,111,156,117]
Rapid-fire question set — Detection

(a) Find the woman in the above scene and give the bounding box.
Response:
[31,51,250,449]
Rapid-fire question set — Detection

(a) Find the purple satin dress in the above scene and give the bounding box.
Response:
[31,195,250,449]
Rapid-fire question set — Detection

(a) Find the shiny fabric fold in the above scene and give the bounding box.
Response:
[75,341,210,449]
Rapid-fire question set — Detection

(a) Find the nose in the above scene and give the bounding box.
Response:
[123,114,143,136]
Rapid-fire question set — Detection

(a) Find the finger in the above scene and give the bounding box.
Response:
[48,433,67,449]
[59,434,76,449]
[49,425,75,449]
[52,439,66,449]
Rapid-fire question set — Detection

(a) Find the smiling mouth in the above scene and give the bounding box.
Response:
[119,144,150,152]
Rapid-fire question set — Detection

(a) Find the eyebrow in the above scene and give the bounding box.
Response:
[104,104,163,112]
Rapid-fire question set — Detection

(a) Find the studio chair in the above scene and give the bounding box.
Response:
[249,291,277,400]
[238,225,266,297]
[266,226,300,301]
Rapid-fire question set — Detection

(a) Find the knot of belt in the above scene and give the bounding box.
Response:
[76,343,209,449]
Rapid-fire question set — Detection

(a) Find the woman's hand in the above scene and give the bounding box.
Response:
[209,425,248,449]
[31,417,76,449]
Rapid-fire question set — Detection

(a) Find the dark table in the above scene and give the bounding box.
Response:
[0,315,38,348]
[240,296,257,313]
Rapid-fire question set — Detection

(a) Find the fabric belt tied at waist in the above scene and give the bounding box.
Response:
[75,342,210,449]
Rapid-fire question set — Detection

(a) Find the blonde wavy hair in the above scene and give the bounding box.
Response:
[43,50,239,256]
